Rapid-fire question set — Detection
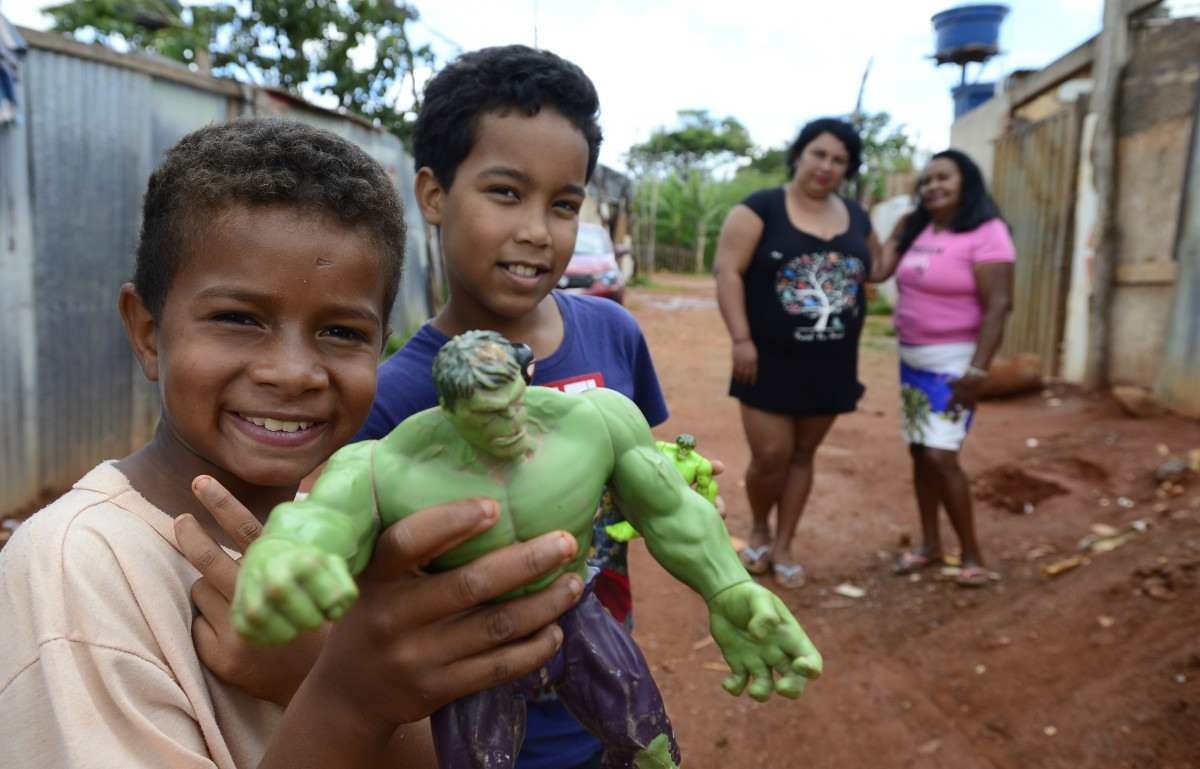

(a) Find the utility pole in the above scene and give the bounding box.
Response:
[849,57,873,202]
[852,56,873,121]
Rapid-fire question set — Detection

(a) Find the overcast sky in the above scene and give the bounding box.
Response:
[3,0,1104,170]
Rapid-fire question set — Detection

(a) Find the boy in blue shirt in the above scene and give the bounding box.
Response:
[355,44,667,769]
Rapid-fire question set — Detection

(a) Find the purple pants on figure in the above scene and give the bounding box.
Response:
[430,587,680,769]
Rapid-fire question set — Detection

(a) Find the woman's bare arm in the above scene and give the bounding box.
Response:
[713,205,764,385]
[868,215,908,283]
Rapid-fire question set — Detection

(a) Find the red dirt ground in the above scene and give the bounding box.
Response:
[625,273,1200,769]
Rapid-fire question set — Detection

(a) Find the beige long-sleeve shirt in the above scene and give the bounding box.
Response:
[0,463,281,769]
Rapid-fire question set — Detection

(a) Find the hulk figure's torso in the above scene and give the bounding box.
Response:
[372,388,615,593]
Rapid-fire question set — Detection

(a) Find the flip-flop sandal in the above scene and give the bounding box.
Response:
[893,550,941,576]
[772,562,807,590]
[955,565,999,588]
[738,544,771,575]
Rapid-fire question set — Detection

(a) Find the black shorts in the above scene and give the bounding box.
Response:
[729,347,864,416]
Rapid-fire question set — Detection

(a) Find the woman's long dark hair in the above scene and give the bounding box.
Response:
[895,149,1002,256]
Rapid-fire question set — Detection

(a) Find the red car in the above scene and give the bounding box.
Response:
[558,223,626,303]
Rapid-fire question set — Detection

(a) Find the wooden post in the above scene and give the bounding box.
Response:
[1083,0,1130,387]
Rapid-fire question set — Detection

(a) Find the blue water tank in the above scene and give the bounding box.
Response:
[952,82,996,118]
[932,4,1009,65]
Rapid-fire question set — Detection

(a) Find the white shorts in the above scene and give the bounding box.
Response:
[898,342,977,452]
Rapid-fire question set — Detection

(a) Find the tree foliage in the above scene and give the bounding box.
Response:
[744,145,786,176]
[46,0,434,141]
[627,109,753,179]
[852,111,916,203]
[625,110,757,274]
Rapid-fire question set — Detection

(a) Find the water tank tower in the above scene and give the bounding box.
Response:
[931,4,1009,118]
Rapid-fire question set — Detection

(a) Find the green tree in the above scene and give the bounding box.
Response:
[744,145,787,176]
[851,111,916,204]
[628,109,752,179]
[627,110,754,275]
[46,0,435,142]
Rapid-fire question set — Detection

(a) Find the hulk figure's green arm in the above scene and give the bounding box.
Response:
[583,389,748,602]
[257,440,382,576]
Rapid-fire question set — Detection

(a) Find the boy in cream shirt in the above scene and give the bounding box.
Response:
[0,118,582,769]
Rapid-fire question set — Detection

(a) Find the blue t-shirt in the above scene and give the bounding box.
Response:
[355,291,668,768]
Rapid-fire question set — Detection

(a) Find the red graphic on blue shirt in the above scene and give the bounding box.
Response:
[543,372,606,393]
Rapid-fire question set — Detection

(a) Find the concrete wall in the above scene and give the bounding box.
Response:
[1108,19,1200,388]
[995,18,1199,396]
[948,91,1009,183]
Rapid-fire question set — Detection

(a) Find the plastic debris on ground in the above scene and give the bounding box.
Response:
[1041,555,1084,578]
[1077,520,1151,554]
[833,583,866,599]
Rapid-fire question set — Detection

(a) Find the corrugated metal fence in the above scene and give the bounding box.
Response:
[1,31,430,513]
[992,103,1085,375]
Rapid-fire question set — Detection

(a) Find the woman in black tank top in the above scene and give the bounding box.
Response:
[714,118,881,589]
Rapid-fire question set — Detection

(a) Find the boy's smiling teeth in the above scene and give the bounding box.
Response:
[242,415,314,433]
[503,264,542,278]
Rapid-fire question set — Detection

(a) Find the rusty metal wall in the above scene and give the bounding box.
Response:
[2,38,431,515]
[992,104,1084,375]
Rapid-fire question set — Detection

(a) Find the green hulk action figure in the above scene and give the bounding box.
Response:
[232,330,822,769]
[606,434,719,544]
[658,433,719,506]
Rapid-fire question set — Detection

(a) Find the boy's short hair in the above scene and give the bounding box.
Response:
[135,118,406,325]
[413,44,603,189]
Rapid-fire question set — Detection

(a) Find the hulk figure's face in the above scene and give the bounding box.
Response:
[448,375,530,459]
[676,445,692,459]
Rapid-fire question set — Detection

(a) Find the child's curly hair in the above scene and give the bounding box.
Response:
[413,44,603,189]
[134,118,406,325]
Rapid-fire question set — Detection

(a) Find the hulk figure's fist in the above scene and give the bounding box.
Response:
[232,537,359,645]
[707,581,822,702]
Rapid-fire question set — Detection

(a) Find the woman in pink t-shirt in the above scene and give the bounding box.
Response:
[872,150,1015,587]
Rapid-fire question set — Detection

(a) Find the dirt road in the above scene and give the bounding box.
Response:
[624,274,1200,769]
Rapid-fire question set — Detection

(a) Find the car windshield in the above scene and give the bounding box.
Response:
[574,227,612,256]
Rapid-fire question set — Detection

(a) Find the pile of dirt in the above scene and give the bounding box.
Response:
[972,464,1070,514]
